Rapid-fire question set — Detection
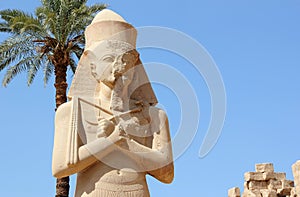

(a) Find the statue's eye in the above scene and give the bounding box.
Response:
[101,55,115,62]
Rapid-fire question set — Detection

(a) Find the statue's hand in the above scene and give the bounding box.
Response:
[116,136,130,150]
[107,124,130,149]
[96,119,115,138]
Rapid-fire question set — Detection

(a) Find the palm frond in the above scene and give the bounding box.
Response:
[0,9,27,22]
[0,34,35,71]
[0,9,46,36]
[69,57,77,74]
[27,56,43,86]
[67,3,107,36]
[87,4,108,14]
[0,34,48,86]
[35,6,57,37]
[0,22,11,32]
[2,56,33,86]
[43,59,54,85]
[0,9,26,34]
[0,0,107,87]
[70,44,84,59]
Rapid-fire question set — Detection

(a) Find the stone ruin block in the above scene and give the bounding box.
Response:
[262,172,275,180]
[228,187,241,197]
[290,187,297,197]
[244,182,249,190]
[282,180,294,188]
[230,162,300,197]
[245,172,264,181]
[249,181,268,190]
[255,163,274,173]
[277,187,292,196]
[274,172,286,181]
[292,160,300,196]
[245,171,287,182]
[268,179,282,190]
[242,189,262,197]
[260,189,277,197]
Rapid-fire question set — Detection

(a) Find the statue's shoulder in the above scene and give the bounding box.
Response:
[149,106,168,131]
[55,101,73,121]
[57,101,73,111]
[149,106,168,119]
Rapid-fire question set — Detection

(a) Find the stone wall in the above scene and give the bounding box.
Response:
[228,161,300,197]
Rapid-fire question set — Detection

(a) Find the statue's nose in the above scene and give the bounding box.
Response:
[113,57,122,67]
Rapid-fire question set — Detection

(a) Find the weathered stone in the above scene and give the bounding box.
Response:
[274,172,286,180]
[233,162,300,197]
[244,181,249,190]
[290,187,297,197]
[292,160,300,196]
[245,172,264,181]
[262,172,275,180]
[255,163,274,173]
[282,180,294,188]
[277,187,292,196]
[243,189,262,197]
[268,179,282,190]
[228,187,241,197]
[249,181,268,190]
[244,172,286,181]
[260,189,277,197]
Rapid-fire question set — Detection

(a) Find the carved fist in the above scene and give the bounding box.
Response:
[106,123,130,149]
[96,119,115,138]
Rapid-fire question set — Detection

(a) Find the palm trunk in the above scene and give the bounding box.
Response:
[55,177,70,197]
[53,51,70,197]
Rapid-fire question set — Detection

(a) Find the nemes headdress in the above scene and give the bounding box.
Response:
[68,9,158,106]
[66,10,158,165]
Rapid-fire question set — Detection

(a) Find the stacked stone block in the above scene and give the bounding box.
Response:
[292,161,300,196]
[229,163,297,197]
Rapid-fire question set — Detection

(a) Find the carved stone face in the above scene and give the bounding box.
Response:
[90,40,139,89]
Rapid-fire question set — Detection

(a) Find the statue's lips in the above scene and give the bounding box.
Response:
[94,74,127,90]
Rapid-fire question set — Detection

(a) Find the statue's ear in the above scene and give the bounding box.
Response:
[83,50,101,79]
[84,49,112,83]
[83,50,97,67]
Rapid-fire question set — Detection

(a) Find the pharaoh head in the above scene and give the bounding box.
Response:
[89,40,139,89]
[68,9,158,111]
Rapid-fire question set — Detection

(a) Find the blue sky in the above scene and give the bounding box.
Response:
[0,0,300,196]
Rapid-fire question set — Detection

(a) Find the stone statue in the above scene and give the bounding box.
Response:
[52,9,174,197]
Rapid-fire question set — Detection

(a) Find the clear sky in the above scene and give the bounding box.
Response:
[0,0,300,196]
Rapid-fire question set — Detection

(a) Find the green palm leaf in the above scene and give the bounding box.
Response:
[43,59,54,85]
[2,56,34,86]
[0,34,36,71]
[0,0,106,87]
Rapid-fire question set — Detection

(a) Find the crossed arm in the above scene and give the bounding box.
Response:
[52,101,121,178]
[52,102,174,183]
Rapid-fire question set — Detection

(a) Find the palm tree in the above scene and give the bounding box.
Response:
[0,0,106,196]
